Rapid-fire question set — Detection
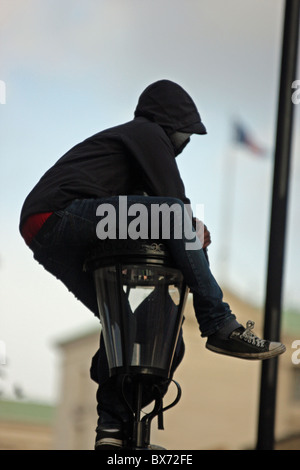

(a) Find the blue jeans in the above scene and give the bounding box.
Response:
[29,196,236,429]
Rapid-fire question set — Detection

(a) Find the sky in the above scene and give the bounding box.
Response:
[0,0,299,403]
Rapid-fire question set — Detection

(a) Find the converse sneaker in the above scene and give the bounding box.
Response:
[95,429,124,450]
[206,320,286,360]
[94,428,166,450]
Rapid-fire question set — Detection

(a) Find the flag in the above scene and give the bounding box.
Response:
[233,122,266,156]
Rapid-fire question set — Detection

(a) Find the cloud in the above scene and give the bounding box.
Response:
[1,1,127,75]
[1,0,283,83]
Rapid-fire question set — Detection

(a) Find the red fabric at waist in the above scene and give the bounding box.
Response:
[21,212,54,246]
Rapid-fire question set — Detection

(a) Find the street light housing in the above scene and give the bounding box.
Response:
[85,239,188,380]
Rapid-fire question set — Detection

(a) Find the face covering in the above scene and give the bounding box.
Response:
[169,132,192,156]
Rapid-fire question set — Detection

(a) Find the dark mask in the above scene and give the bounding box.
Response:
[169,132,191,156]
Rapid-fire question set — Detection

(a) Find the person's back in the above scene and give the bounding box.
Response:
[20,80,206,231]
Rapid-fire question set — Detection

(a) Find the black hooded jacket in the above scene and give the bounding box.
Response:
[19,80,206,229]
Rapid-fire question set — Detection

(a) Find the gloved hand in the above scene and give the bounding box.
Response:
[194,218,211,249]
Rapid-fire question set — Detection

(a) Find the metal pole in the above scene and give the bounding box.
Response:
[256,0,300,450]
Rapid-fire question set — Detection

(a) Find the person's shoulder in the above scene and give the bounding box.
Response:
[127,117,161,131]
[125,118,168,142]
[88,118,164,140]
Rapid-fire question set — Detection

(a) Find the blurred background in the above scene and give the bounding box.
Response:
[0,0,300,450]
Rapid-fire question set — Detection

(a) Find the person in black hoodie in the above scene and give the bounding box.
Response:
[20,80,285,449]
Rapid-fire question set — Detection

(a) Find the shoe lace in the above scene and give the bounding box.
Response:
[240,320,266,348]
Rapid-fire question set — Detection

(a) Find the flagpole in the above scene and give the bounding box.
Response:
[218,143,238,282]
[256,0,300,450]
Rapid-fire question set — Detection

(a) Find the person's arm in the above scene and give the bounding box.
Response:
[193,218,211,249]
[123,119,191,205]
[123,119,211,257]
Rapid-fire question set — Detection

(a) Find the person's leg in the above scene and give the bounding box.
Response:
[32,196,284,349]
[90,339,131,449]
[29,195,285,447]
[90,329,185,449]
[29,203,100,316]
[135,196,285,359]
[29,198,186,449]
[110,195,238,337]
[32,196,233,337]
[29,201,128,448]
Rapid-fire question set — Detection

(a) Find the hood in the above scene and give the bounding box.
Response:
[134,79,207,136]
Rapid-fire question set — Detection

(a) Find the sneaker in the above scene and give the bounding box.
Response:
[95,429,124,450]
[94,429,165,450]
[206,320,286,360]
